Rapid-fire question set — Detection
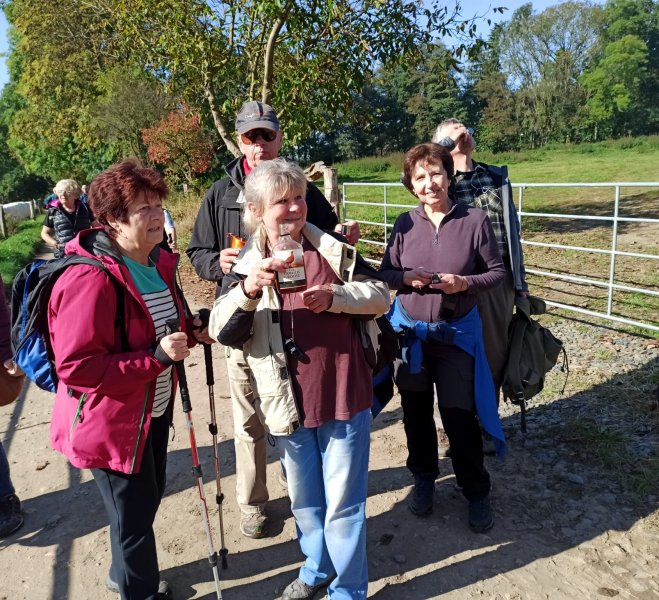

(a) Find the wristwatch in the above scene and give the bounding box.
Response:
[437,137,456,150]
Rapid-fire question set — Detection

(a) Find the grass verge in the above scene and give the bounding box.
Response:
[0,218,44,284]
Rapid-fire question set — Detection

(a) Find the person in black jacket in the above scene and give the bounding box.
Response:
[187,100,358,540]
[41,179,95,258]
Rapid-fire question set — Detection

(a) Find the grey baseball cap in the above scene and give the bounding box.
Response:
[235,101,280,134]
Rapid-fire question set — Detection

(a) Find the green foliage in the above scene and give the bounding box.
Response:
[0,218,42,283]
[87,67,173,162]
[581,35,649,135]
[2,0,658,179]
[0,84,51,202]
[104,0,488,155]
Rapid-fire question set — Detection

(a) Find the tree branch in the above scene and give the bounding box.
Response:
[261,7,290,104]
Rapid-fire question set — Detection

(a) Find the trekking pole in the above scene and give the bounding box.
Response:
[165,318,222,600]
[198,309,229,569]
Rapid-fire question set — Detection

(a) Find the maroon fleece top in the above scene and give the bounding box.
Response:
[379,202,505,323]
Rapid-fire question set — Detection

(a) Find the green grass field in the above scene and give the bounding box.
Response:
[335,136,659,330]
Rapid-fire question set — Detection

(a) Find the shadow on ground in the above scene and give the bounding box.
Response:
[2,351,658,599]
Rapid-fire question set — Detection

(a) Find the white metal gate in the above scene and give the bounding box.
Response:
[342,181,659,333]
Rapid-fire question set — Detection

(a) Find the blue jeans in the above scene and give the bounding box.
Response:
[280,409,370,600]
[0,441,15,499]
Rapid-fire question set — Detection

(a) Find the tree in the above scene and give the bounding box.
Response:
[0,84,50,202]
[497,2,603,146]
[87,67,173,163]
[581,35,649,137]
[582,0,659,137]
[104,0,490,156]
[141,106,216,187]
[4,0,120,181]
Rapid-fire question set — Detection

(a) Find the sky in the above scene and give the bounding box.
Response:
[0,1,606,92]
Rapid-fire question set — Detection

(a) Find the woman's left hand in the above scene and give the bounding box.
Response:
[430,273,468,295]
[301,285,334,313]
[191,316,215,344]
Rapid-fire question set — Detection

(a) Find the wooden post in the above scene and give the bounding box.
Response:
[0,205,6,238]
[323,167,340,222]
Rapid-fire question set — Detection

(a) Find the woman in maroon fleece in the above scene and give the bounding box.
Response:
[379,143,505,533]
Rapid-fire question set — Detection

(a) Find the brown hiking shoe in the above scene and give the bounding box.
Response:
[240,509,267,539]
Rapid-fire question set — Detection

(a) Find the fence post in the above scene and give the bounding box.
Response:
[323,167,340,222]
[606,185,621,317]
[0,205,6,238]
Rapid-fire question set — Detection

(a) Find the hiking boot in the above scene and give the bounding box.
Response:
[408,476,435,516]
[468,496,494,533]
[106,574,171,597]
[281,577,328,600]
[0,494,24,538]
[0,512,23,537]
[240,509,267,539]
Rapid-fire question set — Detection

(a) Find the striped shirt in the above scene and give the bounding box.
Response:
[451,162,509,265]
[124,256,178,418]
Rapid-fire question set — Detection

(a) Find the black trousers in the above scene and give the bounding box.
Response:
[92,414,169,600]
[397,348,491,502]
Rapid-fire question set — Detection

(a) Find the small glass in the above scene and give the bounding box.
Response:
[227,233,246,249]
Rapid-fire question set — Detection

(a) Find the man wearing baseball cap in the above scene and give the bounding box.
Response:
[187,100,358,540]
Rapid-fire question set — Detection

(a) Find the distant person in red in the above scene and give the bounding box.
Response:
[41,179,94,258]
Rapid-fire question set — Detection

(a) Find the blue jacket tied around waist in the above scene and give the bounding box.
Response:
[388,299,506,457]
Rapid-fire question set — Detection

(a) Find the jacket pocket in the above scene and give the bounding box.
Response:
[69,392,88,440]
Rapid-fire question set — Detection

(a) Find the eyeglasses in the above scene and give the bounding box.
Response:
[240,128,277,145]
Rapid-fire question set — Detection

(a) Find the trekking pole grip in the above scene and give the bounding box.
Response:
[195,309,214,386]
[203,344,214,386]
[165,318,191,413]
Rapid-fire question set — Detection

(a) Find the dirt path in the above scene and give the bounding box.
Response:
[1,286,658,599]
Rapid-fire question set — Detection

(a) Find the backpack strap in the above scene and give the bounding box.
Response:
[107,276,129,351]
[505,314,528,405]
[53,257,128,351]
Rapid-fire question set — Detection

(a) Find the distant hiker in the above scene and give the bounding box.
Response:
[433,120,529,405]
[187,100,358,540]
[80,184,89,204]
[0,274,25,539]
[42,193,57,208]
[379,143,505,532]
[41,180,94,258]
[47,160,213,599]
[209,159,389,600]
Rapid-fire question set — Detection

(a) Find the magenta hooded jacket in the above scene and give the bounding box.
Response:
[48,228,194,474]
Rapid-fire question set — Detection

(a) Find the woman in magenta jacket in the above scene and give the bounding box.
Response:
[48,160,212,600]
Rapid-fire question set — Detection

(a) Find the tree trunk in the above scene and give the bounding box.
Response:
[204,76,240,157]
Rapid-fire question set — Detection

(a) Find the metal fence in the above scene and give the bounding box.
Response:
[342,181,659,333]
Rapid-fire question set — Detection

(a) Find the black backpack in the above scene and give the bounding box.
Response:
[10,256,126,393]
[356,314,399,376]
[502,296,568,432]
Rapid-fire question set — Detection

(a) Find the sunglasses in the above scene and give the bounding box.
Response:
[240,128,277,144]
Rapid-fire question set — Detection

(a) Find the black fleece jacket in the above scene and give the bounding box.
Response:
[186,156,338,294]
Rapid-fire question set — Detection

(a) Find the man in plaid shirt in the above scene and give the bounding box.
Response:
[433,119,529,438]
